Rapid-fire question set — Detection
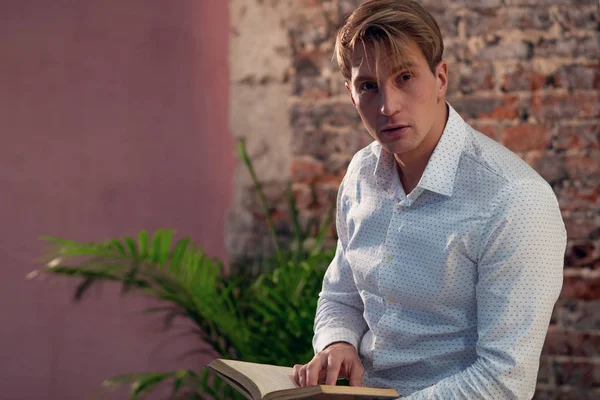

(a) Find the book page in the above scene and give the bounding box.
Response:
[218,359,298,398]
[265,385,400,400]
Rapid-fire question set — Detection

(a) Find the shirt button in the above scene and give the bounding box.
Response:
[395,203,404,210]
[386,296,397,304]
[384,254,393,262]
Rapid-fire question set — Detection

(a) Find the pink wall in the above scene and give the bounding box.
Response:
[0,0,233,398]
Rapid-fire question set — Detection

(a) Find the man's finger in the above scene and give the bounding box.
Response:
[348,363,364,387]
[299,365,307,387]
[293,364,302,386]
[305,354,326,386]
[325,356,342,386]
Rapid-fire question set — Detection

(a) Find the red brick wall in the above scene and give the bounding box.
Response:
[285,0,600,397]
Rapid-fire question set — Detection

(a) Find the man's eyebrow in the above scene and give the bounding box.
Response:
[352,62,415,84]
[353,74,375,83]
[389,62,415,74]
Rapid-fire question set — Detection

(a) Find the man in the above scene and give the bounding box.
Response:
[292,1,566,398]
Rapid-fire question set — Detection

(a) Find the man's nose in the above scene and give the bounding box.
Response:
[378,83,402,117]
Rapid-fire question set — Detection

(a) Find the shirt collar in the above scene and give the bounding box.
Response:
[373,103,467,197]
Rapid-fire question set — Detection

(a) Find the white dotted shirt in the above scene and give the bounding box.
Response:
[312,104,566,399]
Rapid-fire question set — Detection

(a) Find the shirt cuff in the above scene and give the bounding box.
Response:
[313,327,362,353]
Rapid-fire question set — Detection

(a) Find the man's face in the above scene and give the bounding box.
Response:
[346,40,448,158]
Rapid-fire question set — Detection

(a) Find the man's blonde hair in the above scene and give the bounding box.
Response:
[335,0,444,80]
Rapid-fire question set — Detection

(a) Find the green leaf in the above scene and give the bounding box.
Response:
[159,230,174,264]
[108,239,126,255]
[130,373,172,399]
[138,231,149,259]
[103,372,174,399]
[287,183,303,254]
[170,369,196,397]
[124,237,139,260]
[169,237,190,276]
[149,230,163,263]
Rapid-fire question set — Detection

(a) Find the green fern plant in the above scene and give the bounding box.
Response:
[33,139,336,399]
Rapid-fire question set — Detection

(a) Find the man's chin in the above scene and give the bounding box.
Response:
[379,141,414,156]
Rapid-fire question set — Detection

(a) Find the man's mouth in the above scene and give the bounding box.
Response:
[380,125,410,138]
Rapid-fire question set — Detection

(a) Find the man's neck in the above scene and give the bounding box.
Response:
[394,103,449,195]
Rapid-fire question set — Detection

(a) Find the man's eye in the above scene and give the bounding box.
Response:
[360,82,378,92]
[399,73,412,83]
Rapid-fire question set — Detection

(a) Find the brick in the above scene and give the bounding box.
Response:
[289,12,331,52]
[535,34,600,59]
[444,39,472,63]
[554,359,600,388]
[537,387,600,400]
[292,182,314,211]
[420,0,502,7]
[339,1,361,19]
[543,328,600,357]
[315,181,340,211]
[241,182,288,212]
[524,151,567,183]
[464,8,554,37]
[500,124,550,152]
[428,9,459,37]
[291,156,325,183]
[451,94,528,120]
[506,8,554,30]
[551,64,600,91]
[292,129,363,165]
[532,388,554,400]
[447,67,461,96]
[469,121,499,140]
[291,102,362,133]
[554,5,600,31]
[461,10,505,37]
[293,181,340,215]
[537,357,553,384]
[531,93,600,120]
[294,50,324,77]
[556,185,600,212]
[324,152,353,177]
[478,39,533,62]
[294,75,332,98]
[459,64,495,94]
[561,276,600,300]
[565,241,598,266]
[552,123,600,151]
[564,149,600,178]
[300,0,329,7]
[563,214,599,240]
[560,300,600,330]
[502,64,547,92]
[505,0,597,5]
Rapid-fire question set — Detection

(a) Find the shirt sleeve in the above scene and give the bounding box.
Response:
[402,180,566,400]
[313,176,368,353]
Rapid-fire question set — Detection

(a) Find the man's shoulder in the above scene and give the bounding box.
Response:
[460,122,550,190]
[346,141,380,175]
[457,122,561,228]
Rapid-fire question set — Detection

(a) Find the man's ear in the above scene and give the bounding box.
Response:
[345,81,356,106]
[435,61,448,102]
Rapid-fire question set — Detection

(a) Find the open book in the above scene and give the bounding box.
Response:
[207,359,400,400]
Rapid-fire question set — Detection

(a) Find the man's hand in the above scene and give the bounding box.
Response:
[293,342,364,387]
